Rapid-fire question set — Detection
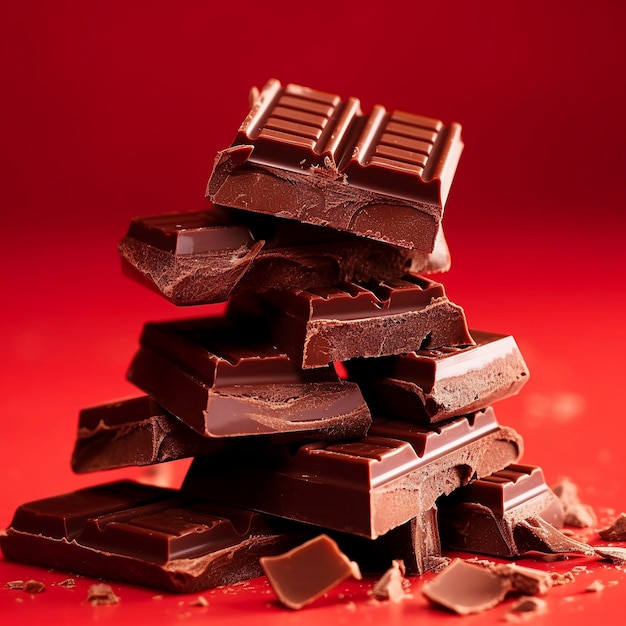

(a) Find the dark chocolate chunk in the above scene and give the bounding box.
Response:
[0,481,310,593]
[438,464,564,557]
[71,396,229,473]
[207,79,463,251]
[244,274,473,369]
[598,512,626,541]
[260,534,361,610]
[346,330,529,423]
[119,207,450,306]
[126,317,371,438]
[182,407,523,539]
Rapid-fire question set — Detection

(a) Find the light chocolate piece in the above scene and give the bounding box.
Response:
[207,79,463,252]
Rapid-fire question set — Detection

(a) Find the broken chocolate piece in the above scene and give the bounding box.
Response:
[598,512,626,541]
[0,480,310,593]
[422,558,511,615]
[594,546,626,565]
[87,583,121,606]
[346,330,528,423]
[438,464,564,557]
[127,317,371,438]
[183,407,523,539]
[119,208,450,306]
[371,560,411,602]
[71,396,229,473]
[514,516,594,555]
[552,478,598,528]
[207,79,463,251]
[491,563,555,595]
[247,274,473,369]
[260,534,361,610]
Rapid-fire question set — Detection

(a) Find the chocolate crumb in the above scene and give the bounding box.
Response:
[86,583,121,606]
[598,512,626,541]
[508,596,548,620]
[549,571,575,586]
[24,579,45,593]
[189,596,209,607]
[586,579,605,593]
[5,580,25,590]
[54,578,76,588]
[371,560,411,602]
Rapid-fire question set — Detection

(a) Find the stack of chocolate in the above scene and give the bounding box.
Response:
[0,80,566,593]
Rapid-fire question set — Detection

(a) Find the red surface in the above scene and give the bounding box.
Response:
[1,1,625,624]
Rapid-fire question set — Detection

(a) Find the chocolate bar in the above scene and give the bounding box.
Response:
[244,274,473,369]
[126,317,371,438]
[182,407,523,539]
[119,207,450,306]
[438,464,565,557]
[346,331,529,423]
[71,396,228,473]
[207,79,463,251]
[0,480,309,593]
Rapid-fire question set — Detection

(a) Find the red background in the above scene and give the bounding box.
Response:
[1,1,625,624]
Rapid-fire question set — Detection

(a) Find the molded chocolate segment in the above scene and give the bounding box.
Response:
[119,208,450,306]
[182,407,523,539]
[260,534,361,610]
[347,331,529,423]
[0,481,309,593]
[438,464,565,557]
[207,79,463,251]
[127,317,371,438]
[254,275,473,369]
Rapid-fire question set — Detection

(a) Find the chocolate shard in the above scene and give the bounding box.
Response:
[260,534,361,610]
[421,558,512,615]
[371,560,411,602]
[438,464,564,557]
[233,274,473,369]
[0,481,310,593]
[71,396,229,473]
[594,546,626,565]
[598,512,626,541]
[207,79,463,252]
[346,330,529,423]
[513,516,595,555]
[119,207,451,306]
[182,406,523,539]
[126,316,371,438]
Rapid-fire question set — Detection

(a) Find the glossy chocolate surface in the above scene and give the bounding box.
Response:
[347,330,529,423]
[438,464,565,557]
[119,207,450,306]
[127,317,371,438]
[253,275,473,369]
[207,79,463,251]
[182,407,523,539]
[0,481,308,592]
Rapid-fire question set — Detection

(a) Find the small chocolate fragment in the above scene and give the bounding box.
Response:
[508,596,547,618]
[119,208,450,306]
[248,274,473,369]
[438,464,564,557]
[552,478,598,528]
[260,534,361,610]
[208,79,463,251]
[491,563,555,595]
[0,480,310,593]
[127,317,371,438]
[183,407,523,539]
[594,546,626,565]
[422,558,511,615]
[514,516,594,555]
[87,583,121,606]
[371,560,411,602]
[346,330,528,423]
[71,396,229,473]
[598,512,626,541]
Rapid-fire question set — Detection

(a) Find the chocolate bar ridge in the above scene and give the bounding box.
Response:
[182,407,523,539]
[208,79,464,251]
